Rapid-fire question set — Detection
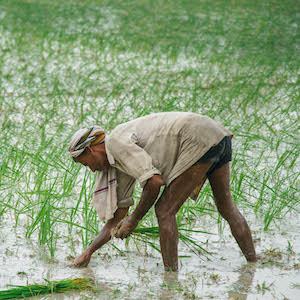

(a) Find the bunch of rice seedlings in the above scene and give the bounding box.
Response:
[0,278,95,300]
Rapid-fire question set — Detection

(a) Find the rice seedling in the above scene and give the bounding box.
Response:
[131,225,213,257]
[0,278,96,300]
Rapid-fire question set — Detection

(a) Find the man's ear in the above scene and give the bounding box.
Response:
[86,146,93,155]
[87,146,93,154]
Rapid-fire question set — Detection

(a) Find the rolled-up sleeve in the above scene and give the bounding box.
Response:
[106,132,161,188]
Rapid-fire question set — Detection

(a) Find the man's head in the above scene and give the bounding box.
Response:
[68,126,110,172]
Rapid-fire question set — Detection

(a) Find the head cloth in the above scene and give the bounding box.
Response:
[68,125,105,158]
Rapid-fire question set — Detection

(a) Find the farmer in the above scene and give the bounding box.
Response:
[68,112,256,271]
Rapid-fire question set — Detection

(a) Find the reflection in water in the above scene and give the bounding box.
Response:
[158,265,256,300]
[80,266,97,282]
[78,266,116,294]
[159,272,179,300]
[227,265,256,299]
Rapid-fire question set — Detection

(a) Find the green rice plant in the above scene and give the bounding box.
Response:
[0,278,96,300]
[131,225,213,257]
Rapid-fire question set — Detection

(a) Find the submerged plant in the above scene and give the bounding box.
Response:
[0,278,96,300]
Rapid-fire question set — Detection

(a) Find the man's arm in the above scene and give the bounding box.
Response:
[72,207,128,267]
[115,174,164,239]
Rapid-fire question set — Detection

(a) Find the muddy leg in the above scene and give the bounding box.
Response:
[208,163,257,262]
[155,164,211,271]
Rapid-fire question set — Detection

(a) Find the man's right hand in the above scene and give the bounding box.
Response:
[68,207,129,268]
[71,250,92,267]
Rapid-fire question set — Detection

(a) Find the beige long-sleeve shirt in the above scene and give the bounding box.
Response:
[105,112,233,208]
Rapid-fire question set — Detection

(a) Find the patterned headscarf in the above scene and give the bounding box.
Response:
[68,125,105,158]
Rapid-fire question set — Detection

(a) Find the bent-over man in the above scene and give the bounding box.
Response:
[68,112,256,271]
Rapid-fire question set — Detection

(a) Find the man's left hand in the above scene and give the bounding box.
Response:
[114,215,138,239]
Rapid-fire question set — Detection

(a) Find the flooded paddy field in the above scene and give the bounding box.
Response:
[0,0,299,299]
[1,207,300,299]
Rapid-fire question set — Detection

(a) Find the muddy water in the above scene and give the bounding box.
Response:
[1,207,300,299]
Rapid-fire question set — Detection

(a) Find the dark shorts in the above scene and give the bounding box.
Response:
[194,136,232,178]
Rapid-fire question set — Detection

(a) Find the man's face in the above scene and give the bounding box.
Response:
[75,147,109,172]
